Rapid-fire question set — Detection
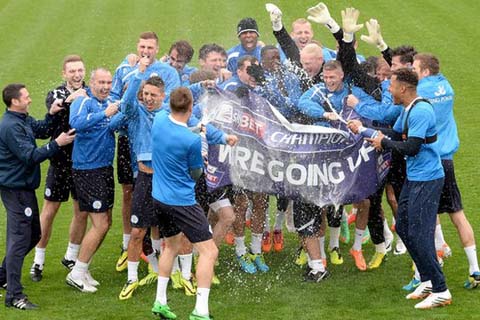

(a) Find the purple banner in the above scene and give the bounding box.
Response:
[203,89,389,207]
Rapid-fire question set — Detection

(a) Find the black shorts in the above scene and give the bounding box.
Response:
[438,159,463,214]
[293,200,323,237]
[44,164,77,202]
[277,195,289,212]
[209,185,235,213]
[195,174,210,213]
[195,175,234,214]
[324,204,343,228]
[72,166,115,213]
[154,199,212,243]
[117,135,134,185]
[130,171,158,228]
[386,151,406,200]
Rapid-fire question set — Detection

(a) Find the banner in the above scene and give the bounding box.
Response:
[202,89,390,207]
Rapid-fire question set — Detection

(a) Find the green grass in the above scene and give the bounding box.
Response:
[1,0,480,319]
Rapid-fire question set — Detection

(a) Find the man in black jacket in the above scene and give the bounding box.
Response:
[0,83,74,310]
[30,55,88,282]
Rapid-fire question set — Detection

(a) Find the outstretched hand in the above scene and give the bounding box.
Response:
[341,7,363,42]
[306,2,340,33]
[306,2,331,24]
[360,19,388,51]
[265,3,283,31]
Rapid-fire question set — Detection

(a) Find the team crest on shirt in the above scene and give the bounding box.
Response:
[25,207,32,217]
[93,200,102,210]
[434,85,446,97]
[45,188,52,197]
[131,215,139,224]
[182,74,189,82]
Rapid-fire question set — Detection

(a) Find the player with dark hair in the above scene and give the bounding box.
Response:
[118,55,167,300]
[0,83,75,309]
[164,40,197,86]
[198,43,232,83]
[349,68,451,309]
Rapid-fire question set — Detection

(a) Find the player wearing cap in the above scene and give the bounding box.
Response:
[226,17,263,76]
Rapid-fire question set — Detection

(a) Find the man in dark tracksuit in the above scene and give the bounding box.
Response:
[0,83,74,310]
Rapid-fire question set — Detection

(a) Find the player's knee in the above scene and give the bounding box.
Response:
[205,244,219,262]
[130,228,146,242]
[220,209,236,226]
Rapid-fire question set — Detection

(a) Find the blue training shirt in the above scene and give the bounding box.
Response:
[69,95,118,170]
[226,44,262,75]
[417,74,458,160]
[392,98,444,181]
[152,113,203,206]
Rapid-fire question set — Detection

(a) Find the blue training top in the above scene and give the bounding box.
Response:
[417,74,458,160]
[69,95,118,170]
[226,44,262,75]
[392,98,444,181]
[152,112,203,206]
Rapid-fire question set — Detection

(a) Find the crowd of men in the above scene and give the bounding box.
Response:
[0,2,479,318]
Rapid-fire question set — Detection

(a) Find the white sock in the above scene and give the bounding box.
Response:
[194,287,210,316]
[122,234,131,250]
[274,211,285,231]
[147,252,159,273]
[308,259,325,272]
[179,254,193,280]
[127,261,139,282]
[152,239,163,254]
[264,206,270,232]
[235,236,247,256]
[319,236,326,259]
[329,227,340,249]
[353,228,365,251]
[65,242,80,261]
[71,260,88,280]
[251,233,262,254]
[434,224,446,250]
[464,245,480,274]
[383,218,394,240]
[171,256,180,273]
[34,247,46,267]
[375,242,386,254]
[155,276,169,305]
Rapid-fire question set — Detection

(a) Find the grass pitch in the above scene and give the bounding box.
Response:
[1,1,480,319]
